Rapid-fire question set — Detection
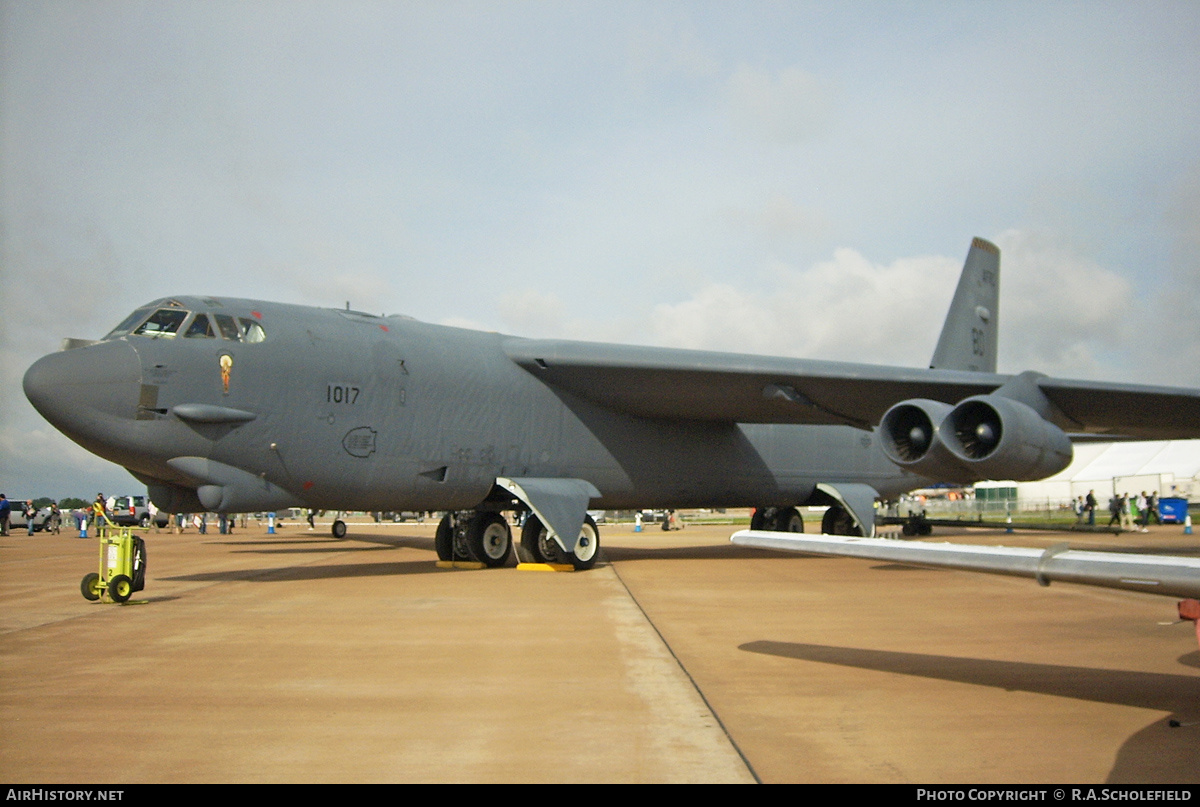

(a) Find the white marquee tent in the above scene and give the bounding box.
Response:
[1008,440,1200,505]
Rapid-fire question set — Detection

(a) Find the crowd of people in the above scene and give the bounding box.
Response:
[0,492,254,537]
[0,494,62,536]
[1073,489,1162,531]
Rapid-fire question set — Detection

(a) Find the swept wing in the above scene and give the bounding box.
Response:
[505,338,1200,439]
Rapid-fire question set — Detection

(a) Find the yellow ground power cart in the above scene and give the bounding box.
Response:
[81,524,147,604]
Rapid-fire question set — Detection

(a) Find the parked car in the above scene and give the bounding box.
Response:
[6,502,53,532]
[382,511,426,522]
[107,495,170,528]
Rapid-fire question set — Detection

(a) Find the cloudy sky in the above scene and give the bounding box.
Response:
[3,1,1199,499]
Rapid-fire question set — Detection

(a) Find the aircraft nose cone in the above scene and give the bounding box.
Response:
[23,340,142,441]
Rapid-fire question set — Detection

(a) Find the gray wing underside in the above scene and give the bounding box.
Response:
[730,531,1200,599]
[504,338,1200,439]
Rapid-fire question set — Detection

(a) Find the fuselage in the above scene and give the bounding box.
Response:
[24,296,923,514]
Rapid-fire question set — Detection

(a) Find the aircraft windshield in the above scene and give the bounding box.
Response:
[104,307,155,340]
[104,304,265,342]
[240,318,266,343]
[133,309,189,337]
[184,314,216,339]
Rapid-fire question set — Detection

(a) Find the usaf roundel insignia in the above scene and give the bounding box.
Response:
[343,427,377,458]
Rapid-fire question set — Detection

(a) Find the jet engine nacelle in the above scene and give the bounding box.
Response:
[879,399,971,481]
[145,480,205,515]
[941,394,1073,481]
[881,395,1073,483]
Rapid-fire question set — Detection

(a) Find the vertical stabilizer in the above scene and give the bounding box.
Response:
[929,237,999,373]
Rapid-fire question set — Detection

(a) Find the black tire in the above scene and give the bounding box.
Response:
[435,514,455,561]
[466,513,512,567]
[750,508,768,531]
[81,573,102,601]
[822,505,862,536]
[520,515,560,564]
[513,514,536,563]
[139,514,150,528]
[519,514,599,570]
[108,574,133,604]
[331,519,347,539]
[776,506,804,533]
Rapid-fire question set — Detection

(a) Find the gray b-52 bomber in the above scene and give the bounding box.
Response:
[22,238,1200,569]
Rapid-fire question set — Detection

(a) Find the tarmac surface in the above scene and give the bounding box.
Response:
[2,516,1198,783]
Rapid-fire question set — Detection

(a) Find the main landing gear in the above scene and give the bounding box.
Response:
[751,504,865,536]
[751,506,804,533]
[434,511,514,568]
[434,510,600,571]
[821,503,864,536]
[517,514,599,571]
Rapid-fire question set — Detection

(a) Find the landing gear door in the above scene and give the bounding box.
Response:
[816,482,879,538]
[497,477,600,553]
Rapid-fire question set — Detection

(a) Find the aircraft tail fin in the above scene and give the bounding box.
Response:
[929,237,1000,373]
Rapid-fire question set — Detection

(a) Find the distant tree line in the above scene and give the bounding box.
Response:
[32,497,90,510]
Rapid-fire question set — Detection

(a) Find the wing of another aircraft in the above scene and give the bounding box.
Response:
[504,338,1200,439]
[730,531,1200,600]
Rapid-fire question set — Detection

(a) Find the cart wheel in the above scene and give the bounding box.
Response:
[81,573,102,601]
[108,574,133,604]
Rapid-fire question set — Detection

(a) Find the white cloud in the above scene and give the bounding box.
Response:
[643,233,1192,389]
[995,229,1137,380]
[498,289,568,337]
[649,248,958,366]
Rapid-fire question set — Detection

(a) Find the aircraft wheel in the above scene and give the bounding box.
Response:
[776,507,804,533]
[435,514,455,561]
[569,516,600,571]
[822,505,862,536]
[108,574,133,604]
[750,507,770,531]
[519,515,599,570]
[513,514,536,563]
[81,573,102,601]
[521,515,559,564]
[331,519,347,539]
[467,513,512,567]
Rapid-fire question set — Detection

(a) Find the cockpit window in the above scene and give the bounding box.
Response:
[239,318,266,343]
[104,303,265,343]
[184,314,216,339]
[133,309,189,337]
[213,314,241,340]
[104,307,154,340]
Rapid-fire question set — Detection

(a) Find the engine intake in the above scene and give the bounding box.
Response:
[881,394,1073,483]
[879,399,970,481]
[941,395,1072,481]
